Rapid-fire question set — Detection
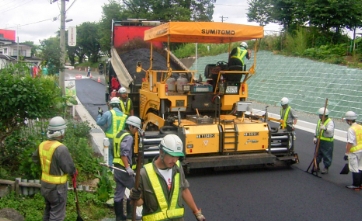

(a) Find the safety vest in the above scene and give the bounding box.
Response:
[350,124,362,153]
[317,118,334,142]
[113,130,130,166]
[143,161,184,221]
[120,98,132,115]
[39,141,68,184]
[280,106,291,128]
[230,47,248,65]
[105,109,127,138]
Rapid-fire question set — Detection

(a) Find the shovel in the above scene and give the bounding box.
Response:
[72,177,84,221]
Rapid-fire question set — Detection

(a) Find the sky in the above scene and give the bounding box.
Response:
[0,0,283,44]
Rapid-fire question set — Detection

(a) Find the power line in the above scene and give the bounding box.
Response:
[2,18,54,30]
[0,0,33,14]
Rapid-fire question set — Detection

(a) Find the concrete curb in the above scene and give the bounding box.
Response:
[74,97,105,156]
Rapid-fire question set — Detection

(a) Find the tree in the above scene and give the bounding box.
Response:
[247,0,274,26]
[39,37,61,74]
[121,0,216,21]
[306,0,362,33]
[76,22,101,63]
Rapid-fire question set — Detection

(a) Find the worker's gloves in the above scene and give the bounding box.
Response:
[98,107,103,116]
[344,155,349,161]
[130,187,141,201]
[194,209,206,221]
[126,167,135,176]
[319,125,326,130]
[313,138,317,144]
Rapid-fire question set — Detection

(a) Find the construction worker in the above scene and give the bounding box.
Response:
[343,111,362,189]
[113,116,142,221]
[313,107,335,174]
[32,116,77,221]
[97,97,128,166]
[129,134,206,221]
[118,87,134,116]
[280,97,298,139]
[228,41,251,70]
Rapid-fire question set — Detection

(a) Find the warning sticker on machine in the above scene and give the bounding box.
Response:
[244,132,259,136]
[196,134,215,138]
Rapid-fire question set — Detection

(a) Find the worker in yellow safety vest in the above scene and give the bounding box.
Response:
[343,111,362,189]
[97,97,128,166]
[313,107,335,174]
[130,134,206,221]
[228,41,251,71]
[280,97,298,139]
[118,87,134,116]
[32,116,77,221]
[113,116,142,221]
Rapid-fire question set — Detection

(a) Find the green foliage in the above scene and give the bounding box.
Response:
[283,28,308,55]
[0,64,62,144]
[76,22,101,63]
[0,191,114,221]
[39,37,61,74]
[95,167,114,202]
[62,120,101,182]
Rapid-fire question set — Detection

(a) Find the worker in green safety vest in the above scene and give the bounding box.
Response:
[118,87,134,116]
[129,134,206,221]
[228,41,251,71]
[313,107,335,174]
[113,116,142,221]
[97,97,127,166]
[280,97,298,139]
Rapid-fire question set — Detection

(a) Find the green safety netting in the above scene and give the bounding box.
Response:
[189,50,362,121]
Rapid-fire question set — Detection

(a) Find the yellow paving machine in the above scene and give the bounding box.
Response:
[135,22,298,172]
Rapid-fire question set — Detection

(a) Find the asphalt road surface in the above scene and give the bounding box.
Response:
[71,73,362,221]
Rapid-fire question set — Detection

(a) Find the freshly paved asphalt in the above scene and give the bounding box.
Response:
[67,69,362,221]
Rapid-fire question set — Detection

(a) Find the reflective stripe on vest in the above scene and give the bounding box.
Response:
[120,98,131,115]
[230,47,248,66]
[39,141,68,184]
[113,131,130,166]
[317,118,334,142]
[280,106,291,128]
[105,110,127,138]
[350,124,362,153]
[143,161,184,221]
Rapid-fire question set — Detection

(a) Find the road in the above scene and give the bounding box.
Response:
[67,70,362,221]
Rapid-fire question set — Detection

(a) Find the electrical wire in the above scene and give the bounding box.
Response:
[0,0,33,14]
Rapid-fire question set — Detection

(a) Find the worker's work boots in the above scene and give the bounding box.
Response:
[321,168,328,174]
[114,201,127,221]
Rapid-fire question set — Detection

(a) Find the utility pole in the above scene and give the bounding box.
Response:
[59,0,66,95]
[220,15,228,23]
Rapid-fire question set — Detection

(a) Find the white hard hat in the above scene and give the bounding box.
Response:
[118,87,127,94]
[318,107,329,115]
[280,97,289,105]
[344,111,357,121]
[48,116,67,131]
[126,116,141,129]
[240,42,248,49]
[159,134,184,157]
[110,97,120,104]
